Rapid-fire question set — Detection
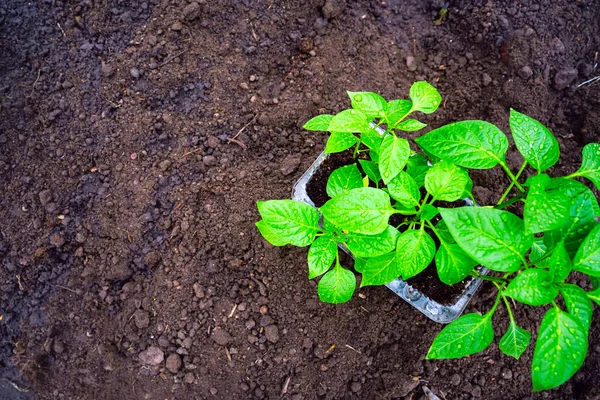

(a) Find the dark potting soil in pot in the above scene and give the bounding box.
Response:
[306,149,473,305]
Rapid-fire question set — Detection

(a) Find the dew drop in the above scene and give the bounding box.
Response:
[354,94,363,102]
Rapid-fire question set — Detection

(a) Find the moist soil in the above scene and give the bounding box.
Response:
[1,0,600,399]
[305,149,472,305]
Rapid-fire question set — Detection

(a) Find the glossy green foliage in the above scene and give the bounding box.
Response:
[509,109,559,172]
[440,207,532,272]
[258,85,600,393]
[532,308,588,391]
[416,121,508,169]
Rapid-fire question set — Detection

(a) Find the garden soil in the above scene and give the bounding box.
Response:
[1,0,600,399]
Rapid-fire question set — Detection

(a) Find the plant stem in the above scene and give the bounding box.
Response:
[499,161,525,192]
[501,294,516,323]
[486,282,506,317]
[494,191,526,210]
[353,139,362,159]
[497,161,528,205]
[470,272,506,284]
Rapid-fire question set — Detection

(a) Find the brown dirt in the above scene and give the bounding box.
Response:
[1,0,600,399]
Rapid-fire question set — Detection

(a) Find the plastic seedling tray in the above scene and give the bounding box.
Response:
[291,150,488,323]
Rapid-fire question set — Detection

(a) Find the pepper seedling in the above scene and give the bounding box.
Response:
[256,82,600,392]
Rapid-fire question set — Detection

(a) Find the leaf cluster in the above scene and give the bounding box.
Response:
[256,82,600,392]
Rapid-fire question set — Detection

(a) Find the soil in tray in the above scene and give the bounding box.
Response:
[306,149,473,305]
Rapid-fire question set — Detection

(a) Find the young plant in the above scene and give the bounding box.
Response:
[256,82,600,392]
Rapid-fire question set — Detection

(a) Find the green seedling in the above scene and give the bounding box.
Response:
[256,82,600,392]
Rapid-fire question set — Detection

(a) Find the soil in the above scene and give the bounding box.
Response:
[1,0,600,399]
[305,149,471,305]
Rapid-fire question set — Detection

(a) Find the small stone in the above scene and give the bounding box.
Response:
[184,372,195,383]
[450,373,461,386]
[139,346,164,366]
[210,388,218,395]
[144,251,162,268]
[49,233,65,248]
[239,82,249,90]
[130,68,140,79]
[203,155,217,167]
[554,68,578,90]
[501,368,513,380]
[183,2,201,21]
[518,66,533,79]
[158,160,172,172]
[134,310,150,329]
[39,189,53,206]
[166,353,182,373]
[280,155,301,176]
[193,283,205,298]
[75,232,86,243]
[53,340,64,354]
[264,325,279,343]
[350,382,361,393]
[259,305,268,315]
[212,328,232,346]
[158,336,170,348]
[482,73,492,87]
[171,22,183,31]
[551,37,565,54]
[101,62,114,78]
[474,33,484,43]
[406,56,417,72]
[322,0,346,19]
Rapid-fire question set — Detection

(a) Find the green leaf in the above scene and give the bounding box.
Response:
[346,225,399,258]
[409,81,442,114]
[396,119,427,132]
[406,153,430,187]
[303,114,333,131]
[347,91,387,119]
[379,135,411,184]
[573,143,600,190]
[328,109,371,133]
[509,109,560,172]
[546,179,600,256]
[359,160,381,184]
[440,207,532,272]
[415,121,508,169]
[326,164,364,198]
[256,200,320,246]
[255,220,289,246]
[504,269,559,306]
[396,229,435,279]
[317,261,356,304]
[307,234,337,279]
[548,241,571,282]
[325,131,359,154]
[386,99,413,126]
[435,220,455,243]
[573,224,600,277]
[586,286,600,306]
[435,241,478,285]
[529,239,550,268]
[420,204,439,221]
[361,127,384,150]
[320,187,396,235]
[561,284,593,330]
[532,307,588,392]
[524,174,570,234]
[424,161,470,202]
[426,313,493,359]
[499,320,531,360]
[387,171,420,208]
[353,256,367,273]
[360,252,401,287]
